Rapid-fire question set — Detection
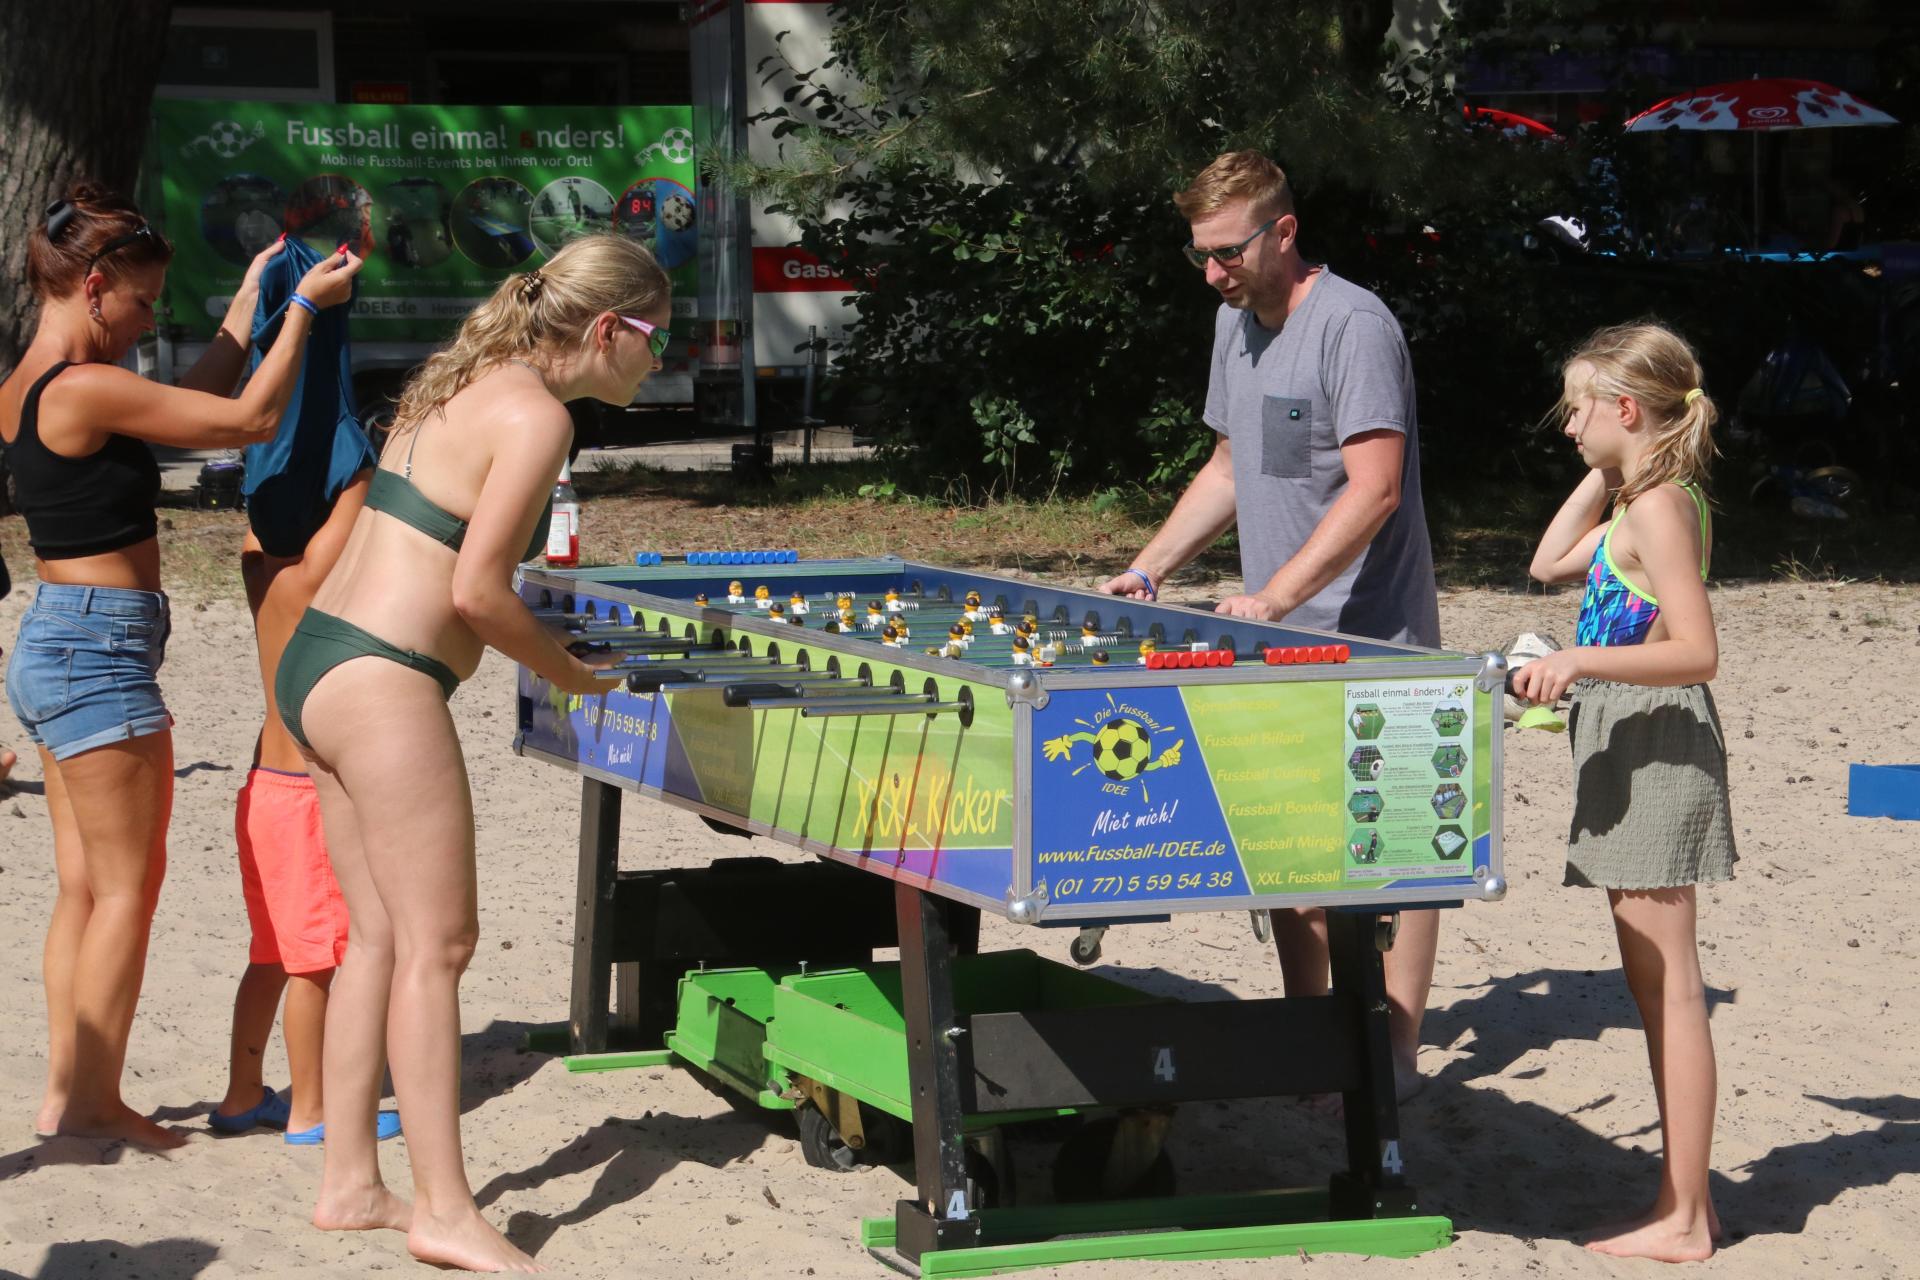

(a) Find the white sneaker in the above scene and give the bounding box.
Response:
[1501,631,1561,721]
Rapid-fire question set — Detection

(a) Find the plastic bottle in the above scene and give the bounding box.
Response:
[545,460,580,566]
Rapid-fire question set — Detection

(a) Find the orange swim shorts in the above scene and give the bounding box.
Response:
[235,767,349,975]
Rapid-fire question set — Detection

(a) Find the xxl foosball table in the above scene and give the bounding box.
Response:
[513,555,1508,1275]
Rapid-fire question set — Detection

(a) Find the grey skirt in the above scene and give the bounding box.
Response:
[1564,679,1737,890]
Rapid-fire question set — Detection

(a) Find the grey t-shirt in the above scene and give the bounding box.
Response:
[1202,268,1440,647]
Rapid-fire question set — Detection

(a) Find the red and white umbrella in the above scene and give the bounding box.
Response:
[1463,105,1560,140]
[1623,78,1900,247]
[1624,78,1898,133]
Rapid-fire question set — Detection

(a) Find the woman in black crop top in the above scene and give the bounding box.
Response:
[0,183,361,1150]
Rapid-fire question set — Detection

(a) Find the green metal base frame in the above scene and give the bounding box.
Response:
[860,1189,1451,1277]
[564,1048,678,1074]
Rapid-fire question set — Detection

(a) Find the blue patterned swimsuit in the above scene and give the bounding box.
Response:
[1575,483,1709,647]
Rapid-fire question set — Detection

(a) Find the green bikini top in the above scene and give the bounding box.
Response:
[367,424,553,564]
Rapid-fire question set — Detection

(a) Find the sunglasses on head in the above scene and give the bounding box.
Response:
[1182,214,1283,269]
[46,200,160,275]
[618,314,670,358]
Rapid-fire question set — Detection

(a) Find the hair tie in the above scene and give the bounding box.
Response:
[44,199,77,242]
[1684,388,1704,405]
[521,269,545,302]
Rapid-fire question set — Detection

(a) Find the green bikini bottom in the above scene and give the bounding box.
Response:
[275,608,461,749]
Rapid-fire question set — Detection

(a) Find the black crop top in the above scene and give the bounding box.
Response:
[2,362,161,559]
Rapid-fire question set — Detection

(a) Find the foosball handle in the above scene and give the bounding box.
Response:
[624,668,701,693]
[721,682,804,707]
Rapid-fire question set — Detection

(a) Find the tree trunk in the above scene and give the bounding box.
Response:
[0,0,177,380]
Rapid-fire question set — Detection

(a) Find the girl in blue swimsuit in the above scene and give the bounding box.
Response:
[1516,322,1735,1263]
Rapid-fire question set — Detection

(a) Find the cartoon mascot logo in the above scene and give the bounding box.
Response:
[1044,700,1184,800]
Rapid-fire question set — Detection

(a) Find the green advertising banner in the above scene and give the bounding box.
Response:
[151,101,697,342]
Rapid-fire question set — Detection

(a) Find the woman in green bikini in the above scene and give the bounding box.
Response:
[280,234,670,1273]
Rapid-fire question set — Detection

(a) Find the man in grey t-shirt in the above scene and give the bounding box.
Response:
[1100,149,1441,1098]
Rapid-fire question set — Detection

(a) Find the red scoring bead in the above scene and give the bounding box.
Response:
[1336,644,1351,662]
[1221,648,1236,667]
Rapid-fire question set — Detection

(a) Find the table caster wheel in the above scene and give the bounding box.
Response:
[1069,926,1106,966]
[797,1103,860,1171]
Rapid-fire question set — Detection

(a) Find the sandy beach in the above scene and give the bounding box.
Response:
[1,573,1915,1279]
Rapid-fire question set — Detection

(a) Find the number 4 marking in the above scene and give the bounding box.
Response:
[1152,1047,1176,1083]
[1380,1140,1403,1175]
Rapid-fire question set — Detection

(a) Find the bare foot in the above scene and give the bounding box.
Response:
[1296,1060,1422,1119]
[0,746,16,789]
[53,1102,187,1151]
[314,1183,412,1233]
[34,1094,66,1138]
[409,1207,543,1273]
[1584,1208,1716,1262]
[1593,1202,1724,1244]
[1393,1053,1426,1104]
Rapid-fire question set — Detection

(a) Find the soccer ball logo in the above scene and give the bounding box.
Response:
[189,119,263,160]
[1091,718,1155,781]
[1043,713,1183,796]
[660,192,695,232]
[658,128,694,164]
[637,127,695,166]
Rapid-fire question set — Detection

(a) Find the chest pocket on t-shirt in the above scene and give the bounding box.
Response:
[1259,396,1314,479]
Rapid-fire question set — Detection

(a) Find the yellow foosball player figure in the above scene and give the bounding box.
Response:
[989,607,1011,636]
[1011,633,1032,665]
[880,621,904,648]
[963,589,984,620]
[838,605,857,628]
[1080,621,1105,647]
[947,623,969,650]
[1091,648,1111,665]
[1138,637,1157,665]
[789,590,809,615]
[885,587,904,614]
[959,618,976,643]
[864,601,886,630]
[693,591,710,607]
[727,580,747,605]
[754,584,772,609]
[768,603,786,621]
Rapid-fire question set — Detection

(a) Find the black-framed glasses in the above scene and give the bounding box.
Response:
[85,222,159,275]
[1182,214,1283,269]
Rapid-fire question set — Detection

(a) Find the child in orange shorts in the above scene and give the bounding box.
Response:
[210,766,397,1144]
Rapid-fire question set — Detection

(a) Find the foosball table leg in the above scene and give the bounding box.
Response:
[569,778,623,1055]
[1327,910,1419,1219]
[892,883,984,1260]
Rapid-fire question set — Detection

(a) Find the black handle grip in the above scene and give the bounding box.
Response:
[624,668,699,693]
[722,682,802,708]
[568,640,611,656]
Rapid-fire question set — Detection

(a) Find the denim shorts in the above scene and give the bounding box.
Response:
[5,584,172,761]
